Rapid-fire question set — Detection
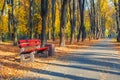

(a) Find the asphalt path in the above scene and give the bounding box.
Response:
[22,39,120,80]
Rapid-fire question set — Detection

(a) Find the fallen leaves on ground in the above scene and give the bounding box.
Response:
[0,39,101,79]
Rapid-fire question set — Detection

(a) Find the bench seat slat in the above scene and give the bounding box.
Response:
[19,42,40,48]
[18,39,40,43]
[36,47,49,51]
[18,39,41,48]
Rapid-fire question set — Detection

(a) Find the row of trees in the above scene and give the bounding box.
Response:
[0,0,120,47]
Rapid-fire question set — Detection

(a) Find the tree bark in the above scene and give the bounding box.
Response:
[11,0,18,46]
[60,0,69,46]
[8,9,12,40]
[29,0,34,39]
[52,0,56,41]
[48,14,51,40]
[90,0,96,39]
[114,0,120,42]
[117,0,120,42]
[69,0,76,44]
[1,33,4,42]
[41,0,48,46]
[77,0,86,42]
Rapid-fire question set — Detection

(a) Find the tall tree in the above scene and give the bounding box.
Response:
[11,0,18,45]
[52,0,56,41]
[96,0,102,39]
[77,0,86,42]
[41,0,48,46]
[117,0,120,41]
[8,8,11,40]
[92,0,96,36]
[69,0,76,44]
[89,0,96,39]
[29,0,34,39]
[114,0,120,42]
[60,0,69,46]
[47,0,52,40]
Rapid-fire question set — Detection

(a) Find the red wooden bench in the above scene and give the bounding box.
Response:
[18,39,51,62]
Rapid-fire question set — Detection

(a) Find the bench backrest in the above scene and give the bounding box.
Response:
[18,39,41,48]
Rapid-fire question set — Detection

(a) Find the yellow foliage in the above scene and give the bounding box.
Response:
[0,16,8,34]
[100,0,109,16]
[18,25,28,34]
[55,3,60,34]
[85,11,90,32]
[14,6,28,34]
[0,0,4,10]
[34,13,42,34]
[35,21,42,34]
[105,17,114,30]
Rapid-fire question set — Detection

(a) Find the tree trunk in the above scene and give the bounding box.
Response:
[77,0,86,42]
[87,0,96,39]
[52,0,56,42]
[60,27,66,46]
[70,0,76,44]
[1,33,4,42]
[117,0,120,42]
[41,0,48,46]
[11,0,18,46]
[8,9,12,40]
[114,0,120,42]
[29,0,34,39]
[60,0,69,46]
[101,16,106,38]
[118,0,120,21]
[117,29,120,42]
[13,23,18,46]
[48,15,51,40]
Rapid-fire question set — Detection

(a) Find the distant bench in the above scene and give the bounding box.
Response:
[18,39,54,62]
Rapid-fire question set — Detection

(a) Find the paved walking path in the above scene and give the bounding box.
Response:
[24,39,120,80]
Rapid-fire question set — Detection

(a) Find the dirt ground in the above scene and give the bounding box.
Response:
[0,39,101,79]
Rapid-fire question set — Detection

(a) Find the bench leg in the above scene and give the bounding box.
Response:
[20,54,25,62]
[20,51,35,62]
[30,52,35,62]
[44,51,48,57]
[45,44,55,56]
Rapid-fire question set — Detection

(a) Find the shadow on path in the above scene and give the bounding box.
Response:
[0,61,97,80]
[36,61,120,76]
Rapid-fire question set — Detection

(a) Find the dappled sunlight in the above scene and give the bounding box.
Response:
[0,0,120,79]
[0,39,102,79]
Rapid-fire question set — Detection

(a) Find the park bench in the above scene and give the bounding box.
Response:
[18,39,54,62]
